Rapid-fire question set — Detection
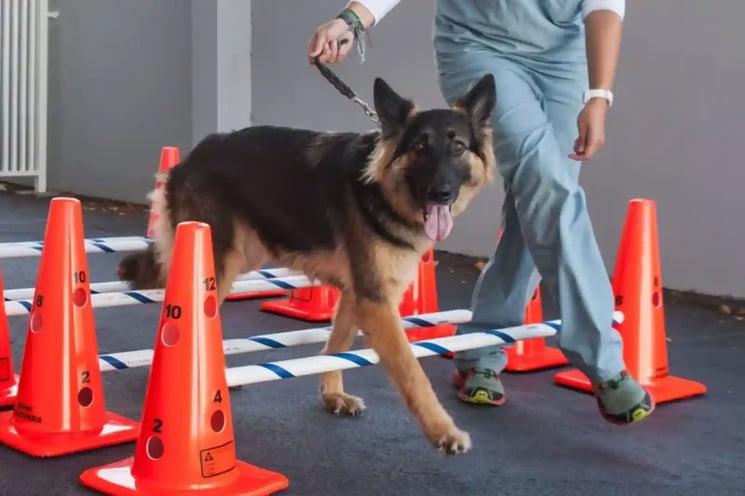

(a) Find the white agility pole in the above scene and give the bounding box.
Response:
[3,274,317,317]
[223,311,625,387]
[0,235,151,259]
[3,266,298,301]
[97,309,472,372]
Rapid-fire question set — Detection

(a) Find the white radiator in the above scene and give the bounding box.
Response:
[0,0,49,193]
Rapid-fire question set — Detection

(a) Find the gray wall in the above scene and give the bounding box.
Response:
[583,1,745,298]
[40,0,745,298]
[47,0,193,204]
[191,0,253,143]
[251,0,745,299]
[46,0,252,205]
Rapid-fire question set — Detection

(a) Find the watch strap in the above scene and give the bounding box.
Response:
[584,88,614,107]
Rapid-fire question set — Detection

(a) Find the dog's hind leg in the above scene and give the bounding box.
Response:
[319,290,365,416]
[167,178,240,303]
[214,224,270,304]
[355,298,471,455]
[215,246,245,304]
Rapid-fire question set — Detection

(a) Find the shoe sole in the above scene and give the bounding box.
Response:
[453,371,506,406]
[600,395,657,426]
[457,389,506,406]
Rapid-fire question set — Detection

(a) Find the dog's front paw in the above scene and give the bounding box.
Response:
[322,392,366,417]
[428,424,471,455]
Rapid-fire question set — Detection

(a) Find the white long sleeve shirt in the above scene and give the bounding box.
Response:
[356,0,625,26]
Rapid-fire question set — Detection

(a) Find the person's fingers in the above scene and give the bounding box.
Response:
[570,121,607,161]
[309,18,356,64]
[570,119,588,159]
[576,122,588,155]
[308,31,327,63]
[326,40,339,63]
[568,120,588,160]
[316,37,336,64]
[581,126,605,161]
[337,32,354,59]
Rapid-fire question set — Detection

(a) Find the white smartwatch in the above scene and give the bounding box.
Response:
[583,88,614,107]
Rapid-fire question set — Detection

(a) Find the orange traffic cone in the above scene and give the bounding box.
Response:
[0,197,139,457]
[260,285,340,322]
[554,198,707,403]
[146,146,181,238]
[80,221,289,495]
[402,248,456,342]
[504,287,569,372]
[0,267,19,407]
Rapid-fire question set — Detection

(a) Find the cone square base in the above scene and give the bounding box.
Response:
[225,290,286,302]
[553,368,707,404]
[260,299,333,322]
[0,410,139,458]
[79,456,290,496]
[0,375,19,407]
[505,345,569,372]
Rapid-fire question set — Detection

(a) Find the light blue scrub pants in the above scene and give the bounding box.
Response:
[433,1,626,383]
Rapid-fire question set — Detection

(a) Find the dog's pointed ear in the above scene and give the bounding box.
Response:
[455,73,496,130]
[374,77,415,137]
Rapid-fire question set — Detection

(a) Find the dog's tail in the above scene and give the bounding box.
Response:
[117,244,163,289]
[117,170,174,290]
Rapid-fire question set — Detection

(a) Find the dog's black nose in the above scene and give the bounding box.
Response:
[427,185,453,204]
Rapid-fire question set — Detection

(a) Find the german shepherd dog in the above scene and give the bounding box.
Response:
[119,73,497,454]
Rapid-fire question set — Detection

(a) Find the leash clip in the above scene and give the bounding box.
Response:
[313,57,380,126]
[353,96,379,123]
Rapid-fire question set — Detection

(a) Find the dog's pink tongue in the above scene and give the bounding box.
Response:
[424,204,454,242]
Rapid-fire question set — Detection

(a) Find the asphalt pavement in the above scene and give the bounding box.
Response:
[0,188,742,496]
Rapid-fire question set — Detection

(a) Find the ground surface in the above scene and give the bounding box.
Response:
[0,188,743,496]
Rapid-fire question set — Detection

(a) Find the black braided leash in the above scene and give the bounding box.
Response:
[313,58,379,124]
[311,11,379,126]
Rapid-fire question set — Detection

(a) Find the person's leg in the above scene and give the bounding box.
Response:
[533,62,654,424]
[436,56,545,405]
[437,53,654,423]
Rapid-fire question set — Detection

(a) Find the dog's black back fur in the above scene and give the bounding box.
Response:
[165,126,391,256]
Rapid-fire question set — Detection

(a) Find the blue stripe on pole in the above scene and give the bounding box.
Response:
[545,322,561,332]
[123,291,156,304]
[258,362,295,378]
[268,278,299,290]
[90,242,114,253]
[485,329,515,344]
[333,352,373,367]
[99,355,129,370]
[250,337,286,349]
[257,269,276,278]
[403,316,435,327]
[412,341,450,355]
[17,300,32,311]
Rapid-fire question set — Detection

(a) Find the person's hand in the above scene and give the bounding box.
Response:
[307,18,355,65]
[569,98,609,161]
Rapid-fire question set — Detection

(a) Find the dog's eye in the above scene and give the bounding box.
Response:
[412,142,427,152]
[452,140,466,154]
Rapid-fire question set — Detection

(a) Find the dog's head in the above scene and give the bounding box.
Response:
[365,73,497,243]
